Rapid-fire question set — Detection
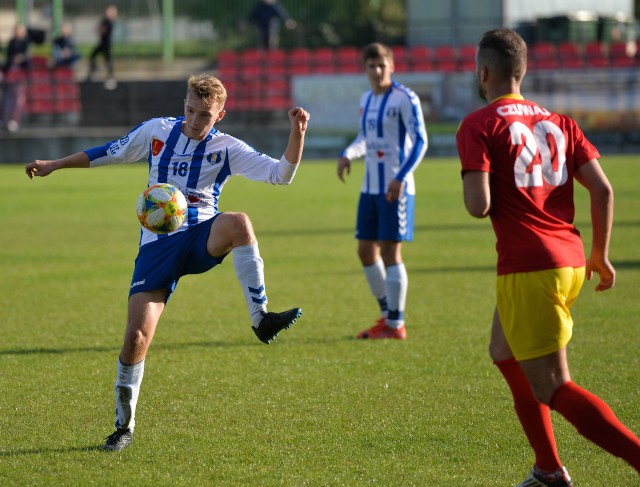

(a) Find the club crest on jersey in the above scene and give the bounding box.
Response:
[386,107,398,118]
[151,138,165,156]
[207,150,222,165]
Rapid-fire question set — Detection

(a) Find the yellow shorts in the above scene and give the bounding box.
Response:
[496,267,585,361]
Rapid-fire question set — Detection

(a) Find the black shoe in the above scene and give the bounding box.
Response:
[103,428,133,451]
[253,308,302,344]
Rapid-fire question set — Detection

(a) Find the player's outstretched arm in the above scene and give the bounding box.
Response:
[283,107,310,165]
[575,158,615,291]
[25,152,90,179]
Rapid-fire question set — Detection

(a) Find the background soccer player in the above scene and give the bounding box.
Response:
[337,42,427,340]
[457,29,640,485]
[25,74,310,451]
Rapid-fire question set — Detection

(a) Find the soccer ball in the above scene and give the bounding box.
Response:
[136,183,187,234]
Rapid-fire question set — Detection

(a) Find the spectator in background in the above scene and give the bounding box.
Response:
[3,23,31,73]
[53,21,81,68]
[246,0,297,50]
[2,23,31,132]
[88,4,118,88]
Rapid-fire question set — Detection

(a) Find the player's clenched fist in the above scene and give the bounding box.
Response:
[288,107,310,133]
[25,160,55,179]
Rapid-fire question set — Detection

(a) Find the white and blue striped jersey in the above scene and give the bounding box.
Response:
[340,81,427,195]
[85,116,298,248]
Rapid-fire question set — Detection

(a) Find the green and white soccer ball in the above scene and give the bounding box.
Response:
[136,183,188,234]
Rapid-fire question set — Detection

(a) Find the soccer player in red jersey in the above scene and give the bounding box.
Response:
[457,29,640,485]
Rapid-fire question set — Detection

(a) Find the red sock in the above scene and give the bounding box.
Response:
[495,359,561,472]
[550,381,640,473]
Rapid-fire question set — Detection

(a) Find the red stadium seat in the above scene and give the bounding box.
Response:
[584,42,609,67]
[408,45,432,72]
[289,48,310,66]
[433,45,457,72]
[218,63,238,80]
[288,63,311,75]
[28,99,55,114]
[530,42,558,69]
[239,49,264,68]
[311,48,334,70]
[3,68,27,83]
[557,42,583,69]
[54,82,79,99]
[609,42,637,67]
[29,81,53,100]
[31,55,49,69]
[393,59,409,73]
[265,49,286,67]
[264,64,287,81]
[52,66,75,82]
[239,64,263,80]
[54,98,80,114]
[457,44,477,71]
[287,48,311,76]
[335,47,360,72]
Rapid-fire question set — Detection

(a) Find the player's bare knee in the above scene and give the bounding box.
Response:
[126,328,151,354]
[228,212,257,245]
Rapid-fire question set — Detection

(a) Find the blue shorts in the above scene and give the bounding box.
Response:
[129,215,226,299]
[356,192,415,242]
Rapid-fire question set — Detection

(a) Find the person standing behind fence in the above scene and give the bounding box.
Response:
[246,0,297,50]
[3,23,31,73]
[88,4,117,88]
[53,21,81,68]
[2,23,31,132]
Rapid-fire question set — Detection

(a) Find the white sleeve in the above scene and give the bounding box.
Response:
[228,138,299,185]
[340,132,367,161]
[86,120,153,167]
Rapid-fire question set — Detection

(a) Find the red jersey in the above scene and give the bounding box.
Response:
[456,95,600,275]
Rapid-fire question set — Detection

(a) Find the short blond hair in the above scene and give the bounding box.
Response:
[187,74,228,109]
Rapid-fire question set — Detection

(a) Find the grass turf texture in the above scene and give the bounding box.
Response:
[1,156,638,486]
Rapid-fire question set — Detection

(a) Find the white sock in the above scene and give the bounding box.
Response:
[363,259,388,318]
[385,263,408,329]
[232,243,267,327]
[114,358,145,431]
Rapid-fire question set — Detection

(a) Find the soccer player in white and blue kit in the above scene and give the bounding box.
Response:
[26,74,310,451]
[338,43,427,340]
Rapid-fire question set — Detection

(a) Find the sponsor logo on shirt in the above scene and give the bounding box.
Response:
[151,138,165,156]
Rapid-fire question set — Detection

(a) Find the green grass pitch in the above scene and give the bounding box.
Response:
[1,156,638,485]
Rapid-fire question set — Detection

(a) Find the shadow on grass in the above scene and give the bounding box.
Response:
[612,259,640,269]
[257,222,488,238]
[0,339,244,357]
[412,264,495,273]
[0,445,103,457]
